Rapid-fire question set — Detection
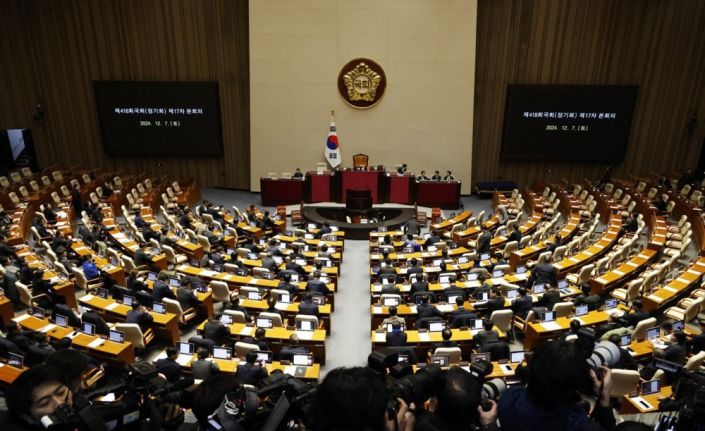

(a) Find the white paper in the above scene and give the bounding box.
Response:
[274,303,289,311]
[87,338,105,348]
[297,331,313,340]
[418,332,430,342]
[283,366,297,376]
[374,332,386,342]
[14,314,31,322]
[177,355,192,366]
[40,324,57,333]
[80,294,94,302]
[540,321,563,331]
[437,305,454,313]
[105,303,119,311]
[238,327,253,336]
[372,306,383,314]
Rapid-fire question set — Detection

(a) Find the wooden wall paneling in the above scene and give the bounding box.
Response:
[473,0,705,189]
[0,0,250,189]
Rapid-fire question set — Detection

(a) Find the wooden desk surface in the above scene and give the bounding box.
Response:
[553,217,622,274]
[524,310,610,350]
[371,326,505,344]
[621,386,673,414]
[197,321,327,343]
[643,257,705,312]
[0,296,14,327]
[431,211,473,232]
[510,213,581,268]
[14,314,135,364]
[0,362,28,385]
[589,249,657,294]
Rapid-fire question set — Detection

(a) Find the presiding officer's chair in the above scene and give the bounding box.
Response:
[353,154,369,170]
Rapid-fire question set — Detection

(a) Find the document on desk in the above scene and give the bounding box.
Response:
[14,314,31,322]
[417,332,431,342]
[200,270,217,277]
[105,303,120,311]
[239,327,254,336]
[437,304,454,313]
[283,366,297,376]
[80,294,95,302]
[177,355,192,366]
[40,324,57,333]
[374,332,386,342]
[372,306,383,314]
[296,331,313,341]
[540,322,563,331]
[87,339,104,348]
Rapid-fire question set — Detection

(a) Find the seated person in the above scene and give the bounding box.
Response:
[450,296,476,320]
[81,308,110,337]
[385,323,407,347]
[573,285,603,311]
[417,295,442,319]
[298,292,320,318]
[242,327,270,351]
[176,280,200,310]
[5,364,74,430]
[381,306,406,328]
[191,347,220,380]
[279,334,309,361]
[606,334,638,371]
[224,296,251,322]
[126,300,154,332]
[305,271,330,295]
[152,273,175,304]
[236,351,269,386]
[292,168,304,179]
[155,347,185,383]
[203,318,230,345]
[432,328,458,351]
[618,299,649,328]
[475,319,500,352]
[498,340,615,430]
[52,297,81,328]
[511,288,533,319]
[81,256,100,281]
[535,284,561,312]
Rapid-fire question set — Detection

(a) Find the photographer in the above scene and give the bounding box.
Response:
[4,364,74,430]
[498,340,615,430]
[309,366,415,431]
[415,367,499,431]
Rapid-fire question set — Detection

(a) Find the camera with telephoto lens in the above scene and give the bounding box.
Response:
[653,359,705,431]
[203,372,316,431]
[40,361,186,431]
[468,358,507,411]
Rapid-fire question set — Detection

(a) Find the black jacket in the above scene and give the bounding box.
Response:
[298,301,320,318]
[155,357,183,383]
[152,281,175,303]
[417,303,442,320]
[236,362,268,386]
[530,263,558,287]
[512,295,534,319]
[82,310,111,336]
[126,309,154,332]
[203,320,229,345]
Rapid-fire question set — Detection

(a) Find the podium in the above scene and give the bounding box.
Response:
[387,174,414,204]
[415,181,461,208]
[345,189,372,211]
[307,171,335,203]
[260,178,305,205]
[338,170,382,203]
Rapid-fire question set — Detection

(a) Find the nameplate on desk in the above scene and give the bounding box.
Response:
[105,303,120,311]
[274,303,289,311]
[238,327,253,336]
[540,322,562,331]
[647,295,664,303]
[630,396,653,411]
[40,324,56,333]
[675,277,690,284]
[296,331,313,341]
[80,294,94,302]
[417,332,430,342]
[583,251,594,257]
[687,269,702,276]
[491,278,504,285]
[14,314,31,322]
[87,338,104,348]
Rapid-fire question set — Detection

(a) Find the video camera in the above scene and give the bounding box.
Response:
[653,359,705,431]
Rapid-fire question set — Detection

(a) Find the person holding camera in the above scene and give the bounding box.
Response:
[498,340,615,430]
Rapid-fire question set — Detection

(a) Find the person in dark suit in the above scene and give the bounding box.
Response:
[381,282,401,295]
[691,320,705,354]
[126,300,153,332]
[50,231,69,254]
[134,212,149,229]
[6,321,33,351]
[81,309,110,336]
[484,287,506,316]
[152,273,175,304]
[546,234,562,254]
[191,347,220,380]
[261,253,277,272]
[449,296,475,320]
[425,232,441,247]
[317,222,333,239]
[508,224,522,245]
[417,295,442,319]
[284,256,306,276]
[277,272,298,295]
[476,225,492,255]
[377,259,396,277]
[475,319,500,352]
[243,327,270,351]
[386,323,407,347]
[619,300,649,328]
[511,288,533,319]
[70,185,83,216]
[177,283,200,310]
[292,168,304,180]
[406,258,423,278]
[536,285,561,312]
[443,282,465,302]
[404,218,421,236]
[432,328,458,351]
[155,347,184,383]
[52,299,81,328]
[298,293,320,318]
[237,351,269,386]
[573,284,603,311]
[410,276,430,295]
[305,271,330,295]
[42,203,57,224]
[26,332,55,366]
[203,318,230,345]
[624,214,639,233]
[443,171,454,181]
[127,270,148,295]
[134,248,152,267]
[417,170,430,181]
[431,171,442,181]
[529,258,558,288]
[279,334,309,361]
[224,296,251,322]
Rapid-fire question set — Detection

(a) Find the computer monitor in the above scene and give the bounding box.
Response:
[542,311,555,322]
[646,327,660,340]
[457,256,469,264]
[110,256,119,267]
[311,296,325,306]
[427,245,438,252]
[620,334,632,347]
[109,330,125,343]
[293,353,313,366]
[257,317,273,328]
[255,350,273,363]
[178,342,194,355]
[226,248,235,256]
[278,293,291,304]
[480,253,491,260]
[212,264,223,272]
[297,319,314,331]
[476,292,489,302]
[507,290,519,300]
[261,272,275,280]
[212,347,232,360]
[431,355,449,367]
[273,256,283,265]
[672,320,685,332]
[147,272,158,282]
[467,273,479,281]
[194,283,208,293]
[492,270,504,278]
[641,379,660,395]
[429,321,446,332]
[438,275,451,284]
[471,319,484,330]
[153,303,166,314]
[447,295,462,304]
[558,279,568,289]
[290,274,299,283]
[510,351,525,364]
[96,287,109,299]
[54,314,68,328]
[604,298,617,310]
[295,258,307,266]
[248,291,262,301]
[432,259,442,267]
[169,278,180,287]
[533,284,545,294]
[32,307,45,318]
[307,223,317,229]
[81,322,96,336]
[7,353,23,368]
[471,352,491,363]
[383,297,400,307]
[516,266,527,274]
[397,354,409,364]
[220,314,233,325]
[123,296,134,307]
[575,305,589,317]
[386,323,405,333]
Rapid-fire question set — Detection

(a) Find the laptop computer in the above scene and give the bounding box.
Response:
[109,330,125,343]
[429,321,446,332]
[255,350,273,363]
[212,347,232,360]
[431,355,449,367]
[575,305,589,317]
[54,314,68,328]
[81,322,96,336]
[297,319,314,331]
[292,353,313,367]
[257,317,273,328]
[510,351,525,364]
[153,303,166,314]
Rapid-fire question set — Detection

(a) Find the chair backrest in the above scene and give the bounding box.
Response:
[684,297,705,322]
[552,302,574,318]
[163,298,185,323]
[632,317,657,341]
[503,241,518,258]
[82,174,91,184]
[552,245,567,261]
[16,281,33,307]
[115,323,146,350]
[259,312,283,327]
[537,251,552,265]
[295,314,319,329]
[490,309,513,332]
[352,153,369,169]
[19,186,29,197]
[234,342,259,359]
[0,176,9,187]
[577,264,595,284]
[380,293,402,304]
[72,268,89,289]
[51,192,61,205]
[433,347,462,364]
[29,180,39,191]
[197,235,211,253]
[224,310,248,323]
[685,351,705,372]
[609,369,641,397]
[161,245,178,264]
[624,278,643,302]
[210,281,231,302]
